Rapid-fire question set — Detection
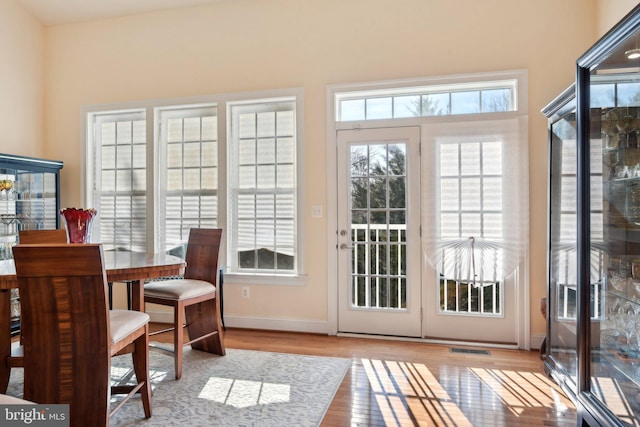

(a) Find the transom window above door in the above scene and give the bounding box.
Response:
[335,79,517,122]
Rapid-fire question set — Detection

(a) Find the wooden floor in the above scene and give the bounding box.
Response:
[152,325,577,427]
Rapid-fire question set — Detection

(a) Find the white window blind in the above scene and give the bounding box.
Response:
[157,106,218,257]
[91,110,147,252]
[228,99,297,274]
[422,118,529,286]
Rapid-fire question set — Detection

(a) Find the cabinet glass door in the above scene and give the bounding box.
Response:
[579,11,640,424]
[590,87,640,426]
[546,89,579,394]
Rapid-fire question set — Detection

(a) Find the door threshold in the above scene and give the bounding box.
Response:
[336,332,519,350]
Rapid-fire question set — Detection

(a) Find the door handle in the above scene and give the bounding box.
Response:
[339,243,352,250]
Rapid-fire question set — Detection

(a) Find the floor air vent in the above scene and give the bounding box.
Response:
[450,347,490,356]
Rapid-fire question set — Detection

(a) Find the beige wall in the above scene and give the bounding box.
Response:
[36,0,603,341]
[596,0,639,37]
[0,0,45,157]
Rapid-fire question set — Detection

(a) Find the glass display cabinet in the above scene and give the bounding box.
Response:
[0,153,63,334]
[549,4,640,426]
[0,153,63,259]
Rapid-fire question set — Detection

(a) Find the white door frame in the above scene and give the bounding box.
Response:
[326,75,530,349]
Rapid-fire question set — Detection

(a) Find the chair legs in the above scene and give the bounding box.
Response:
[110,326,152,421]
[157,298,225,380]
[132,325,152,418]
[185,298,226,356]
[173,302,185,380]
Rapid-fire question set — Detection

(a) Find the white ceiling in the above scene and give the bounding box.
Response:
[16,0,229,26]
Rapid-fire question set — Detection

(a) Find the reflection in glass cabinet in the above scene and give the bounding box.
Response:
[589,89,640,426]
[0,153,63,260]
[564,4,640,426]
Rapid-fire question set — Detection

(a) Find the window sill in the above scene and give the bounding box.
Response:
[223,272,307,286]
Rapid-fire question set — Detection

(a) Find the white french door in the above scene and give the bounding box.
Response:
[420,121,521,344]
[337,127,421,337]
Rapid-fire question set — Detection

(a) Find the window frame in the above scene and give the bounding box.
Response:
[227,98,299,276]
[83,88,306,286]
[335,78,518,122]
[155,104,219,258]
[86,108,148,251]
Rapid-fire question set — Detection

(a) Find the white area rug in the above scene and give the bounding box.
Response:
[6,346,351,427]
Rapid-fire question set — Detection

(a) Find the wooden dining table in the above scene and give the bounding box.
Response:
[0,249,186,393]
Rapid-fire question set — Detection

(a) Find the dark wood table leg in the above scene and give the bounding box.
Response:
[131,279,143,312]
[108,282,113,309]
[0,289,12,393]
[127,282,132,310]
[219,269,225,331]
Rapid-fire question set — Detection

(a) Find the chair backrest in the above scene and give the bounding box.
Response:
[12,244,111,426]
[18,229,67,244]
[184,228,223,284]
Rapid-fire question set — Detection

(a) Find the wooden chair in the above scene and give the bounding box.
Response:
[12,244,152,427]
[18,228,125,308]
[18,229,68,244]
[144,228,225,379]
[6,230,68,372]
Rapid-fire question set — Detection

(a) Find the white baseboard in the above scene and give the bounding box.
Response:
[149,309,541,350]
[223,315,329,334]
[147,311,329,335]
[148,309,173,324]
[531,333,545,350]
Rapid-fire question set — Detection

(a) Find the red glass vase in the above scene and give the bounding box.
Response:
[60,208,97,243]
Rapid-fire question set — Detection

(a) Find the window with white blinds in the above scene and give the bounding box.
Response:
[92,110,147,252]
[86,91,302,278]
[157,106,218,258]
[228,99,297,274]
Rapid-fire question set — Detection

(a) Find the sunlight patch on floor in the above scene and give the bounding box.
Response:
[198,377,291,408]
[362,358,472,426]
[361,357,576,426]
[469,367,574,416]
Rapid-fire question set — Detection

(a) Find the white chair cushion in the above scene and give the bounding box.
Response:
[0,394,34,404]
[144,279,215,301]
[109,309,150,344]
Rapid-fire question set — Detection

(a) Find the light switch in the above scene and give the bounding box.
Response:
[311,205,323,218]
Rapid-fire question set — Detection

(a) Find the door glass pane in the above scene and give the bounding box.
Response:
[350,143,407,310]
[438,140,503,315]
